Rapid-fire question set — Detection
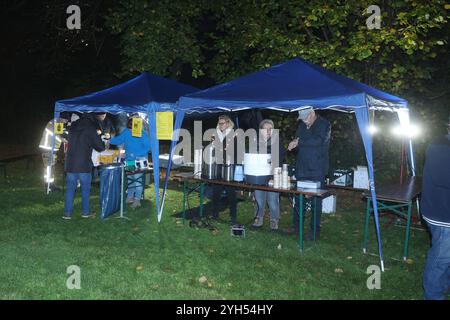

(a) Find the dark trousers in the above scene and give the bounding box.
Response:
[293,178,324,233]
[212,185,237,223]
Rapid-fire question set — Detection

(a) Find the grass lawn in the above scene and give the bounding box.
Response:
[0,160,431,299]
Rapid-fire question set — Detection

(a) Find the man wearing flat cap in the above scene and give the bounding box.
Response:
[284,107,331,240]
[421,115,450,300]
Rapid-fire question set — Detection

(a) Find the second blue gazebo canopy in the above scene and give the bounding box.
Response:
[170,58,413,271]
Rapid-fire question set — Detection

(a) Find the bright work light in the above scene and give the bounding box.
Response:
[391,124,421,138]
[368,125,378,135]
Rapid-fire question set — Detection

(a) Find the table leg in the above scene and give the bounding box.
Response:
[403,201,413,261]
[199,182,205,219]
[120,165,124,218]
[299,194,304,252]
[313,196,317,241]
[363,198,371,253]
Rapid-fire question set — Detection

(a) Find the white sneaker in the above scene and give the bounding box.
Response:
[252,217,263,228]
[270,219,279,230]
[130,200,141,209]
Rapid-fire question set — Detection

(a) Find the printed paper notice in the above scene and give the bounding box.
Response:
[131,118,143,137]
[156,112,173,140]
[55,122,64,135]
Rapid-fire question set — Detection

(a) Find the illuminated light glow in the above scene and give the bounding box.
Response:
[368,125,378,135]
[391,124,421,138]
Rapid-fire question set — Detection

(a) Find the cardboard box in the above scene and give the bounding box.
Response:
[322,195,337,214]
[353,166,369,189]
[330,169,353,186]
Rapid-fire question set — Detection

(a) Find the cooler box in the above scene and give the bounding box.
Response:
[100,164,122,219]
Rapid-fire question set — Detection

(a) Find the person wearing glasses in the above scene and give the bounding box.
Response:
[251,119,285,230]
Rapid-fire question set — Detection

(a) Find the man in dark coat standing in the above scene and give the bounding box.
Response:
[63,113,105,219]
[284,107,331,240]
[422,116,450,300]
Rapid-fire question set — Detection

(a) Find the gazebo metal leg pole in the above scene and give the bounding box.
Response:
[299,194,304,252]
[403,201,413,261]
[199,183,205,219]
[182,179,187,222]
[120,164,124,218]
[363,198,371,254]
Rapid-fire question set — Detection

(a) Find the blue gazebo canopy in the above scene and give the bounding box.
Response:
[179,58,407,113]
[55,72,198,113]
[53,72,198,221]
[173,58,412,271]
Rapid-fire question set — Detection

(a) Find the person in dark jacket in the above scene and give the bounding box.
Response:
[63,113,105,219]
[210,115,240,225]
[251,119,286,230]
[284,107,331,240]
[422,117,450,300]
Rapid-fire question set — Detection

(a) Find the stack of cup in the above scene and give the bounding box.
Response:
[281,164,290,189]
[194,149,203,176]
[273,167,282,189]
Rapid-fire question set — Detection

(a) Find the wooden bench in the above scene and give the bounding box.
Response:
[0,144,40,178]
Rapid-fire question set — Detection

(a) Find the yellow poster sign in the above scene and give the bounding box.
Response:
[55,122,64,135]
[131,118,143,137]
[156,112,173,140]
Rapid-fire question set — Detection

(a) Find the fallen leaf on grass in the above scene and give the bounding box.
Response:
[347,256,352,260]
[136,264,144,271]
[334,268,344,273]
[211,229,219,236]
[207,282,213,288]
[277,244,282,250]
[405,258,414,265]
[198,276,208,284]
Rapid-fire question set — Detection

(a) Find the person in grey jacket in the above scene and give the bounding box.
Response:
[284,107,331,240]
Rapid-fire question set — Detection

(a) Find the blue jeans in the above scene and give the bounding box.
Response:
[254,190,280,221]
[127,173,144,200]
[423,223,450,300]
[64,172,92,216]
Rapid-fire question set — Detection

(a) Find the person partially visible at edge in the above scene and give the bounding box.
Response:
[251,119,286,231]
[283,107,331,240]
[109,115,151,209]
[63,113,105,219]
[421,116,450,300]
[209,115,240,225]
[39,112,77,192]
